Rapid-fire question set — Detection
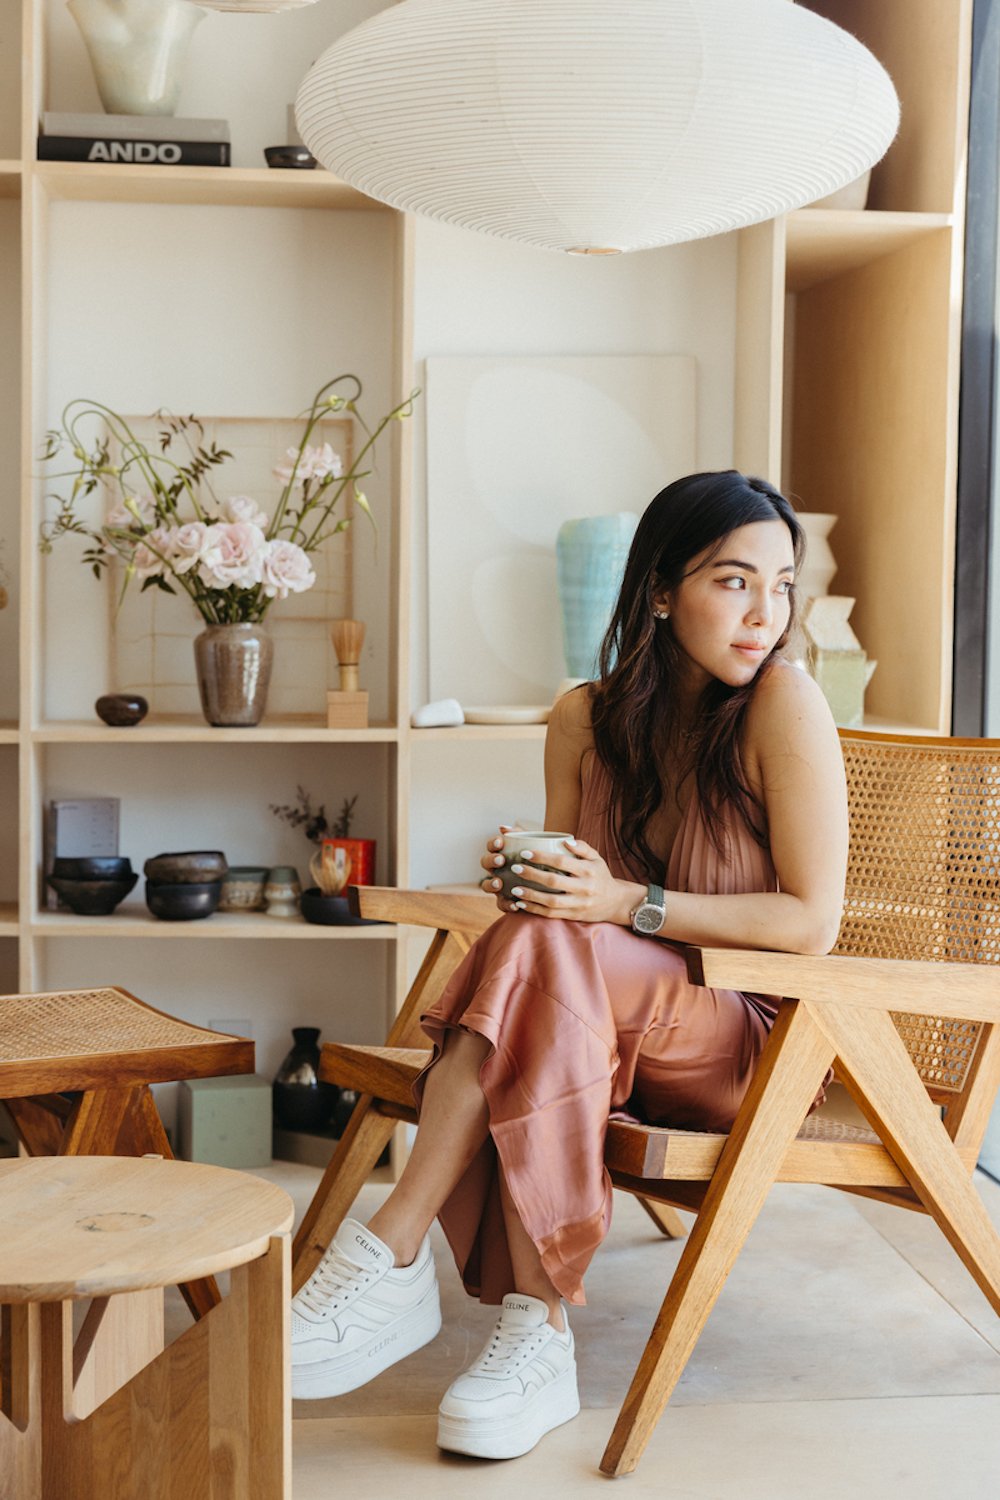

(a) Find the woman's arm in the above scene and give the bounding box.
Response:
[512,664,848,955]
[542,686,592,832]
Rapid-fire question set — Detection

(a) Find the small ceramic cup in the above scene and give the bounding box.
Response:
[493,830,573,898]
[219,865,269,912]
[264,865,302,919]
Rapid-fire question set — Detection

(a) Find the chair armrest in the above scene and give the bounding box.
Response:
[685,946,1000,1023]
[349,885,501,936]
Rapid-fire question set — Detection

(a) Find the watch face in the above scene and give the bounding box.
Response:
[633,902,664,934]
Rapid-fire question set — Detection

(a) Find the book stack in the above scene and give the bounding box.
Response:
[38,112,231,168]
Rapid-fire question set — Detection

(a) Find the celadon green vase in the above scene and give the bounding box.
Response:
[556,513,638,680]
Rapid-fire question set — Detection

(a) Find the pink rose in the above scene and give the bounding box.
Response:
[107,492,157,530]
[131,526,173,581]
[170,522,210,575]
[260,540,316,600]
[273,443,343,486]
[198,522,266,590]
[221,494,270,529]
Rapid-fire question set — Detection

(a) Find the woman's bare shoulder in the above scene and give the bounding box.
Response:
[548,683,595,743]
[745,659,839,763]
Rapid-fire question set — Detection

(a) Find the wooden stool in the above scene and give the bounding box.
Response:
[0,986,255,1318]
[0,1155,293,1499]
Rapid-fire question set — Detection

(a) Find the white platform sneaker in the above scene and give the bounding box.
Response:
[291,1218,441,1399]
[437,1293,580,1459]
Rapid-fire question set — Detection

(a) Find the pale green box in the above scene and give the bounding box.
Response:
[177,1074,272,1169]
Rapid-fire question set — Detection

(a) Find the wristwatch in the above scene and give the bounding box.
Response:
[630,883,667,935]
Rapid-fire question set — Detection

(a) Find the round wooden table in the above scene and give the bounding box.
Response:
[0,1154,294,1499]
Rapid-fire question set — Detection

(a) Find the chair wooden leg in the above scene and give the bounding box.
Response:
[810,1000,1000,1315]
[292,1098,398,1294]
[636,1197,688,1239]
[3,1096,71,1154]
[600,1000,836,1478]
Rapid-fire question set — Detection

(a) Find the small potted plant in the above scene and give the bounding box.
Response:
[270,787,377,925]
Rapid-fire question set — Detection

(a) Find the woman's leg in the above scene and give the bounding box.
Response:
[367,1027,492,1265]
[498,1168,564,1329]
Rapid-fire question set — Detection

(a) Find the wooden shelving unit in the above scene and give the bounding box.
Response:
[31,719,400,744]
[34,161,382,212]
[0,0,973,1108]
[29,909,395,940]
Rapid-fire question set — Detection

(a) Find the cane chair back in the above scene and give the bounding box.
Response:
[836,732,1000,1106]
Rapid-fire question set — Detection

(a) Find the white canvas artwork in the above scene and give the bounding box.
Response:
[426,355,697,707]
[107,414,354,717]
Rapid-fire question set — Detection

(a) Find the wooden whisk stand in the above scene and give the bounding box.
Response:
[327,618,369,728]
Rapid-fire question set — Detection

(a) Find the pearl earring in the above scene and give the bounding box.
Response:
[652,607,669,620]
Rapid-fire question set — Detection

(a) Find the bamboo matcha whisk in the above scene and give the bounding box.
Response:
[327,618,369,727]
[331,618,365,691]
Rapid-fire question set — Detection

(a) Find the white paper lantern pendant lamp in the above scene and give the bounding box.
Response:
[295,0,900,255]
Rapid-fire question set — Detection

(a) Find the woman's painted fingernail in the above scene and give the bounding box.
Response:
[492,854,505,866]
[491,838,503,849]
[513,900,525,910]
[564,836,579,847]
[511,886,524,897]
[491,878,502,890]
[519,850,534,861]
[510,863,524,874]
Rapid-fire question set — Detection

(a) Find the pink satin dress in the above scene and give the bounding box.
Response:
[415,748,781,1307]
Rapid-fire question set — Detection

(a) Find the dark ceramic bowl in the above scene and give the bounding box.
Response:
[264,145,317,169]
[52,856,134,881]
[145,878,222,921]
[144,851,228,885]
[300,888,383,927]
[95,693,148,727]
[46,872,138,915]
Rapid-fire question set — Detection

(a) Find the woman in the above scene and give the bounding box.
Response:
[291,470,849,1461]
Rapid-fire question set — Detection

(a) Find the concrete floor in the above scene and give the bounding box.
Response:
[248,1155,1000,1498]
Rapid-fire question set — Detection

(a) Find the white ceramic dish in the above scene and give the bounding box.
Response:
[462,705,551,725]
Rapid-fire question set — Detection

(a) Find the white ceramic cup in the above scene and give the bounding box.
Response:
[495,830,573,898]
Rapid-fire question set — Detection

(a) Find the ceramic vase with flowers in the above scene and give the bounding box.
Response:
[40,376,417,726]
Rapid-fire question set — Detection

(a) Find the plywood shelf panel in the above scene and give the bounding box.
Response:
[0,162,21,199]
[786,209,952,291]
[30,908,396,939]
[33,162,386,212]
[0,903,18,936]
[0,725,18,743]
[33,718,399,744]
[411,725,548,742]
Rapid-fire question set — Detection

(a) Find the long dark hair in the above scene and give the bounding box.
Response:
[589,470,804,874]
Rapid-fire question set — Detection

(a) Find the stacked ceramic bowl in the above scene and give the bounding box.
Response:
[47,856,138,915]
[143,851,228,921]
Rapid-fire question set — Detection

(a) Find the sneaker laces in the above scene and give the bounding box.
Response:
[294,1245,378,1321]
[471,1320,550,1376]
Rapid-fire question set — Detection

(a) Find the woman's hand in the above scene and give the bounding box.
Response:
[480,824,520,912]
[489,836,637,924]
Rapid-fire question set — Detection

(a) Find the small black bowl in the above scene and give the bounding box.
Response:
[264,145,317,170]
[145,878,222,921]
[52,856,134,881]
[144,851,228,885]
[300,888,383,927]
[95,693,148,727]
[47,872,138,916]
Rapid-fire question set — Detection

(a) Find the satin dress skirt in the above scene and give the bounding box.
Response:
[415,912,769,1306]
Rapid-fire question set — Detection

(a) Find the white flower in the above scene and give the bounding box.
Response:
[170,521,210,575]
[131,526,174,581]
[260,539,316,600]
[221,494,270,530]
[198,522,266,591]
[107,492,156,530]
[273,442,343,486]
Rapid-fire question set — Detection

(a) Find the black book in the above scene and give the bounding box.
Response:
[37,136,231,167]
